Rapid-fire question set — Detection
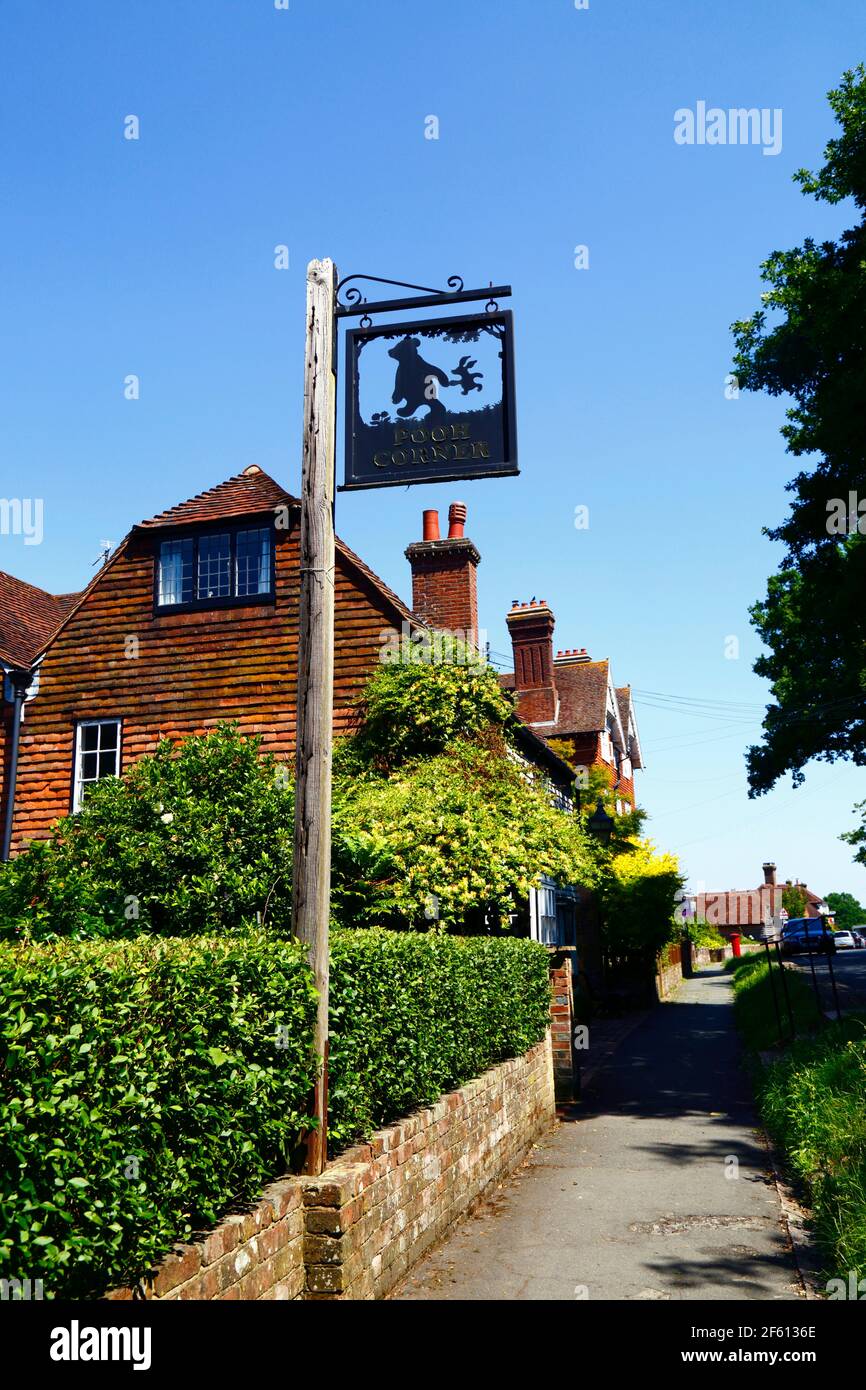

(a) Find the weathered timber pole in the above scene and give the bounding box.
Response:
[292,258,338,1176]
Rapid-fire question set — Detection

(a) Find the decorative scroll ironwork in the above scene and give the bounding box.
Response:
[334,273,510,320]
[336,273,465,311]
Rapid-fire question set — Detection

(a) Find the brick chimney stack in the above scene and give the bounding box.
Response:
[762,862,777,887]
[405,503,480,648]
[506,600,558,724]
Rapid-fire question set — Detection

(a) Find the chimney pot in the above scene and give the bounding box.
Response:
[406,508,480,649]
[447,502,467,538]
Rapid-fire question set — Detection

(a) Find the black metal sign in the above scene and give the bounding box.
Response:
[341,310,518,491]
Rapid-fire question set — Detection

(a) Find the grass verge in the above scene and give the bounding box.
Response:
[729,954,866,1286]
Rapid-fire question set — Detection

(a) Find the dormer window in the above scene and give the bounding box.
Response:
[155,524,274,612]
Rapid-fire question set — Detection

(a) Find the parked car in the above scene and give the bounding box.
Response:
[780,919,837,955]
[849,926,866,948]
[833,930,857,950]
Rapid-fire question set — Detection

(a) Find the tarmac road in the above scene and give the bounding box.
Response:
[788,942,866,1014]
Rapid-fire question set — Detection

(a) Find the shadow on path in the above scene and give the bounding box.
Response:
[392,969,802,1302]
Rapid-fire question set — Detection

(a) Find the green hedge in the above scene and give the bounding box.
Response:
[328,930,551,1147]
[0,929,551,1298]
[0,933,317,1298]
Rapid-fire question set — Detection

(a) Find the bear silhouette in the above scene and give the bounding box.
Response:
[388,336,451,420]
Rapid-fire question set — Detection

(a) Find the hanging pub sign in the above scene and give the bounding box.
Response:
[341,310,518,491]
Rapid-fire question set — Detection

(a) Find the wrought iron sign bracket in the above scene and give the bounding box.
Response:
[335,273,512,322]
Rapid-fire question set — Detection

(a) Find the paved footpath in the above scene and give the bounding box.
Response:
[392,969,803,1301]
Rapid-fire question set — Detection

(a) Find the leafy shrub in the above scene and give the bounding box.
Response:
[345,635,515,771]
[332,742,594,930]
[0,933,317,1297]
[0,724,295,941]
[328,929,551,1146]
[599,839,684,960]
[683,919,728,951]
[329,639,595,930]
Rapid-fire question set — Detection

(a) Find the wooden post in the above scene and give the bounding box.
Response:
[292,258,338,1175]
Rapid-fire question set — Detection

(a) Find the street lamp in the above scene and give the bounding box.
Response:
[587,799,615,847]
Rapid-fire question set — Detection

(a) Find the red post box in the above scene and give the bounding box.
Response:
[731,933,742,957]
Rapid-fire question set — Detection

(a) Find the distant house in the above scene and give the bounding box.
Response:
[497,603,643,815]
[689,862,829,938]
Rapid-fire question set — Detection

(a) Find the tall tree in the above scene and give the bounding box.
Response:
[840,803,866,870]
[731,66,866,795]
[826,889,866,929]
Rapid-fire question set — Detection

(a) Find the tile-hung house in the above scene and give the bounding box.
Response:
[0,472,577,905]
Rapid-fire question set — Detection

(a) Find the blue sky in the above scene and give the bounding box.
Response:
[2,0,865,898]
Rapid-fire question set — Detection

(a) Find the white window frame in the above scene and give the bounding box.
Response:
[530,878,559,945]
[73,718,122,811]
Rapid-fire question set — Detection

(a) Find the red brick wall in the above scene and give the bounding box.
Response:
[656,943,683,999]
[106,1178,305,1302]
[105,1035,555,1302]
[302,1036,553,1299]
[549,953,576,1099]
